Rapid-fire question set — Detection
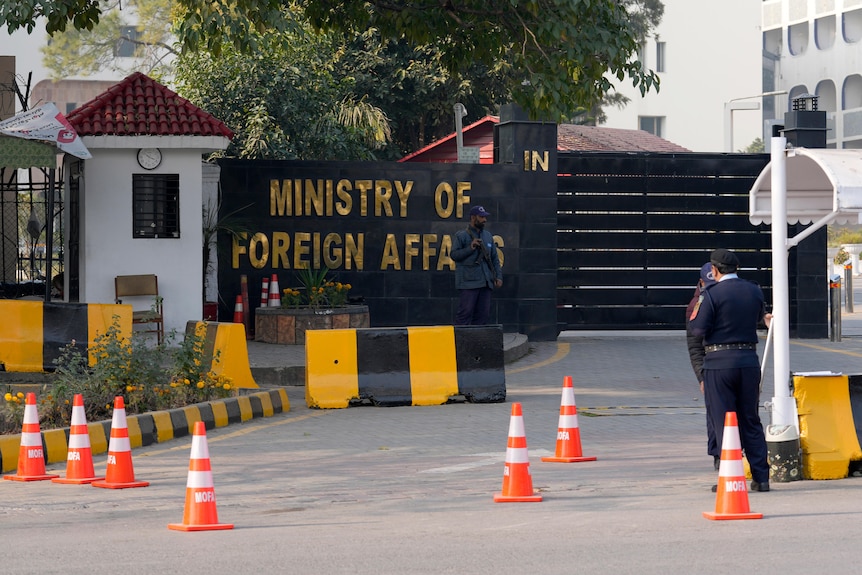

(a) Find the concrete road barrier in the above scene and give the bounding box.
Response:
[794,373,862,479]
[185,321,258,389]
[305,325,506,408]
[0,301,131,372]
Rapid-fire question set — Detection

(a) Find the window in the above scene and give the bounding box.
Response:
[65,102,77,114]
[133,174,180,238]
[115,26,142,58]
[655,41,666,73]
[815,15,836,50]
[844,8,862,43]
[639,116,665,138]
[844,75,862,110]
[788,22,809,55]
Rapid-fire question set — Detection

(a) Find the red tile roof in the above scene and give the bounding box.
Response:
[399,115,499,163]
[557,124,690,153]
[66,72,234,139]
[400,117,690,162]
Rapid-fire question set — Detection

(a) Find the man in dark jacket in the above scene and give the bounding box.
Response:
[690,248,772,493]
[451,205,503,325]
[686,263,718,470]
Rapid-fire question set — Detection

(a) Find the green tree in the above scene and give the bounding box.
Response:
[570,0,664,125]
[340,31,511,156]
[174,25,391,160]
[5,0,660,121]
[740,138,765,153]
[40,0,176,79]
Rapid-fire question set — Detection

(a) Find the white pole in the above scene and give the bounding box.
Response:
[769,136,797,430]
[454,103,467,161]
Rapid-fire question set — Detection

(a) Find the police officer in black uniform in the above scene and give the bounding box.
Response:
[686,263,719,470]
[689,248,772,492]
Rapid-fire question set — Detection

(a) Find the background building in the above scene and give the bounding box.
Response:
[762,0,862,149]
[602,0,767,153]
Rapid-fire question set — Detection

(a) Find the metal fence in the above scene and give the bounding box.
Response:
[0,166,64,299]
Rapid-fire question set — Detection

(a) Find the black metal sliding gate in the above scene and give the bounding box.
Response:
[556,152,773,331]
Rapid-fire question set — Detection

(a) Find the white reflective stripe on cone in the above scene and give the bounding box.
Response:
[186,470,215,489]
[108,436,131,452]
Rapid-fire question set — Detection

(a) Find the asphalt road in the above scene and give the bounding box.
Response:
[3,331,862,574]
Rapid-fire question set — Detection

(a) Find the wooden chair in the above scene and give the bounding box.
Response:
[115,274,164,345]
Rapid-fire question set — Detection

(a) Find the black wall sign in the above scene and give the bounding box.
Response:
[217,122,559,340]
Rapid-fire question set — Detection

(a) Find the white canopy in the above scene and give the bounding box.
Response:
[749,148,862,226]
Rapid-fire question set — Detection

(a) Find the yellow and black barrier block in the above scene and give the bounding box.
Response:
[0,301,131,372]
[793,373,862,479]
[185,321,258,389]
[305,325,506,409]
[0,389,289,473]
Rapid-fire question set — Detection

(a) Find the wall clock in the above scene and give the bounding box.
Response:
[137,148,162,170]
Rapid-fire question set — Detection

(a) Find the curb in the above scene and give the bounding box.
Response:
[503,334,530,364]
[0,388,290,474]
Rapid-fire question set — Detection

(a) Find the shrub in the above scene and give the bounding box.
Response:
[291,268,352,308]
[324,281,351,307]
[0,318,235,434]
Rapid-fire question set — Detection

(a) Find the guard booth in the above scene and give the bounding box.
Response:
[749,141,862,478]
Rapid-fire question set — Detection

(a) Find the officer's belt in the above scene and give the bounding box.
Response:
[704,342,757,353]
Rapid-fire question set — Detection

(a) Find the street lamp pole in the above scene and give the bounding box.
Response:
[723,90,787,152]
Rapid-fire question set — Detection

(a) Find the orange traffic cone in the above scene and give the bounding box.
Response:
[703,411,762,521]
[92,397,149,489]
[232,295,243,324]
[268,274,281,307]
[168,421,234,531]
[260,277,269,308]
[542,376,596,463]
[53,394,104,484]
[494,402,542,502]
[4,392,59,482]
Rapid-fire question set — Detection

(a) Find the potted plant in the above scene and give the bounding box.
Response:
[255,267,367,345]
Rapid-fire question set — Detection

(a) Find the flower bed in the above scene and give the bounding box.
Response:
[254,305,370,345]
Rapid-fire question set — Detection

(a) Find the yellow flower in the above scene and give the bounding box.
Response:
[16,392,24,399]
[223,383,231,390]
[126,385,134,392]
[64,399,70,405]
[4,393,11,401]
[184,378,191,385]
[196,381,205,389]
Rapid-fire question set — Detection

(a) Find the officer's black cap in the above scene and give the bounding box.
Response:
[710,248,739,268]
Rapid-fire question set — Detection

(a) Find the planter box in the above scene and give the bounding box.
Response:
[255,305,370,345]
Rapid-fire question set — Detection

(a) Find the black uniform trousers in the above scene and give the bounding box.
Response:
[702,365,769,484]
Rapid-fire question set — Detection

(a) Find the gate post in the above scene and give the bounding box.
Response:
[830,274,842,342]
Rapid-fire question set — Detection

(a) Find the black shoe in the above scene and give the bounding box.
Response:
[750,480,770,492]
[711,484,717,492]
[713,456,720,471]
